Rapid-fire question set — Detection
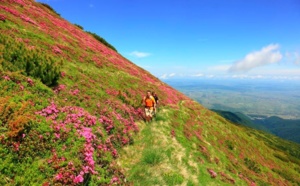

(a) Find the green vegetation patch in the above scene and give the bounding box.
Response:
[0,35,62,86]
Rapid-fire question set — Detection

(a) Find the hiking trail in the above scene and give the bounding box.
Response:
[117,108,200,186]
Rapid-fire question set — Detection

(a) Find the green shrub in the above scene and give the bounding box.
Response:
[244,158,261,173]
[74,23,84,30]
[273,153,289,163]
[272,168,299,184]
[38,2,61,16]
[0,35,62,86]
[225,140,234,150]
[86,31,117,52]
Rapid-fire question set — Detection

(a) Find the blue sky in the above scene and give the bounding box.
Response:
[38,0,300,80]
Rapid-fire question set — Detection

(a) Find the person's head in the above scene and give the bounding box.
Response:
[146,90,151,97]
[152,91,156,96]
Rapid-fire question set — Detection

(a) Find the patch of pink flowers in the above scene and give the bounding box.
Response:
[0,14,6,21]
[20,14,37,25]
[2,75,10,81]
[207,168,217,178]
[27,78,34,86]
[36,102,139,184]
[53,84,66,94]
[52,46,62,54]
[70,89,80,96]
[110,176,120,184]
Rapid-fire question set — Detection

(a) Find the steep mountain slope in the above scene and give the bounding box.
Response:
[253,116,300,144]
[211,109,269,131]
[211,110,300,144]
[1,0,300,185]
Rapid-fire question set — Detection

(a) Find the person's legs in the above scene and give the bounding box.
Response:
[145,108,151,122]
[149,107,154,121]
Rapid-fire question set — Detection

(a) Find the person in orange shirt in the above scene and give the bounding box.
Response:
[142,90,156,122]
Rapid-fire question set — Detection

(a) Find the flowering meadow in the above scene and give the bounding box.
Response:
[1,0,300,185]
[0,0,189,185]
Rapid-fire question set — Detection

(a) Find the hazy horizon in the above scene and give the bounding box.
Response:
[165,78,300,119]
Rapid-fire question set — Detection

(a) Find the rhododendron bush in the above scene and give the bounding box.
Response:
[0,71,139,185]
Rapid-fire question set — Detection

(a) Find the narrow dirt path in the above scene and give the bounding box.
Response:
[117,109,200,185]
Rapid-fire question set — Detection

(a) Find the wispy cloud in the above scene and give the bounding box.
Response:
[89,4,94,8]
[169,73,176,77]
[296,54,300,65]
[192,73,204,77]
[285,51,300,65]
[228,44,282,72]
[129,51,151,58]
[208,64,231,72]
[159,73,176,79]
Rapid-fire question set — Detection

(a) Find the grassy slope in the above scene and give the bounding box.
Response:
[119,102,300,185]
[253,116,300,144]
[212,109,300,144]
[211,109,269,131]
[0,0,300,185]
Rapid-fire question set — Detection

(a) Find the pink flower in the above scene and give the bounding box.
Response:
[112,149,118,158]
[110,177,119,183]
[52,46,62,54]
[207,168,217,178]
[27,78,34,86]
[70,89,80,95]
[55,173,63,180]
[73,174,84,183]
[2,75,10,81]
[0,14,6,21]
[54,133,60,139]
[13,142,20,151]
[68,161,74,166]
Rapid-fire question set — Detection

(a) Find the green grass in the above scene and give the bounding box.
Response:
[163,172,184,185]
[142,148,164,165]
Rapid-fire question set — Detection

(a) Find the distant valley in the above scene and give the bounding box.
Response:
[166,78,300,143]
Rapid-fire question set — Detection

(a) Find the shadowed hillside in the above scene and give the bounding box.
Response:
[211,110,300,144]
[211,109,268,131]
[1,0,300,185]
[253,116,300,144]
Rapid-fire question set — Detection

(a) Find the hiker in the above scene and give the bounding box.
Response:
[142,90,156,122]
[152,91,159,114]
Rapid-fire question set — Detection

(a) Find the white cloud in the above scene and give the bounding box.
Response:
[89,4,94,8]
[160,74,168,79]
[192,73,204,77]
[159,73,176,79]
[228,44,283,72]
[169,73,176,77]
[129,51,151,58]
[208,64,231,72]
[206,75,215,78]
[230,74,264,79]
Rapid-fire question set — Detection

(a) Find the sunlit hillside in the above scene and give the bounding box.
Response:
[1,0,300,185]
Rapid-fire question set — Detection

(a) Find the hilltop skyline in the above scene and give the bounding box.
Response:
[38,0,300,80]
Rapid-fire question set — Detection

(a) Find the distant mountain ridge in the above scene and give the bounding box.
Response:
[212,109,300,144]
[253,116,300,143]
[1,0,300,185]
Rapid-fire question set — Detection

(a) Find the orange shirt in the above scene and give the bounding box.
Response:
[144,96,155,107]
